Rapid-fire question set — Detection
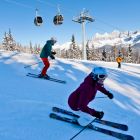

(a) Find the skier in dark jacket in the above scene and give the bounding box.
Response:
[68,67,114,119]
[39,37,57,78]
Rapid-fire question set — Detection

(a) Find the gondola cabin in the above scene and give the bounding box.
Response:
[34,16,43,26]
[53,14,63,25]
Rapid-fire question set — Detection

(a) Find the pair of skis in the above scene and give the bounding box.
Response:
[26,73,66,84]
[50,107,134,140]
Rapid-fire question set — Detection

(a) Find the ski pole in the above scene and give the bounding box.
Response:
[95,96,108,99]
[24,61,42,68]
[70,118,96,140]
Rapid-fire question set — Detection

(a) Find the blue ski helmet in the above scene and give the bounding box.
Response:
[92,67,108,80]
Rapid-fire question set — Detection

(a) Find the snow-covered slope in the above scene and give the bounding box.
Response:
[0,50,140,140]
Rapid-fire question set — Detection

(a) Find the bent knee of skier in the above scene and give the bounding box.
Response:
[68,102,79,111]
[79,106,89,113]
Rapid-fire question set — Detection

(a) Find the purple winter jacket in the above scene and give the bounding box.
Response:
[68,73,110,116]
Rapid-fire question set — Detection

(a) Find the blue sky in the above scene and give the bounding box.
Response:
[0,0,140,46]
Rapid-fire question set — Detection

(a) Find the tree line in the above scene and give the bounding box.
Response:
[0,30,140,63]
[0,29,41,54]
[54,35,140,64]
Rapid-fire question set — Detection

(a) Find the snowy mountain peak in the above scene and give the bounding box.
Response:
[53,30,140,51]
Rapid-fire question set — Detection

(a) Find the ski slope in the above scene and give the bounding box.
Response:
[0,50,140,140]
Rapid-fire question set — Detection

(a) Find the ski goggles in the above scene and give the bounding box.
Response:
[97,74,107,80]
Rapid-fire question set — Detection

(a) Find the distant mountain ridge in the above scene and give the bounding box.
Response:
[53,30,140,51]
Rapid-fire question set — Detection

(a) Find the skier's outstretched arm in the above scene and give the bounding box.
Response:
[98,85,114,99]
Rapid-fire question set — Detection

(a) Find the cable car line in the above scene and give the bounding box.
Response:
[3,0,126,31]
[95,17,124,31]
[3,0,34,9]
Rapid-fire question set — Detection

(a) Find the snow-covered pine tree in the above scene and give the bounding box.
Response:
[127,31,130,37]
[16,43,22,52]
[68,35,81,59]
[2,29,16,51]
[86,41,90,60]
[86,41,96,60]
[127,44,133,63]
[65,50,69,58]
[121,47,127,62]
[90,44,96,60]
[94,48,102,61]
[102,48,107,61]
[109,45,117,61]
[29,41,33,54]
[60,49,68,58]
[71,34,75,44]
[133,49,140,63]
[8,29,16,51]
[2,32,9,50]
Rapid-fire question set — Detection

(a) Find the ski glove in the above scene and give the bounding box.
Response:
[50,55,55,60]
[94,111,104,119]
[51,51,56,55]
[107,92,114,99]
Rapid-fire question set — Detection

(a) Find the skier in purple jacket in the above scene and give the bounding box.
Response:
[68,67,113,119]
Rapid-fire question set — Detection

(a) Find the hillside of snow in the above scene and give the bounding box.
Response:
[0,50,140,140]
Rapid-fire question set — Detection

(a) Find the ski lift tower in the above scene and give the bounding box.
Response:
[73,9,95,60]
